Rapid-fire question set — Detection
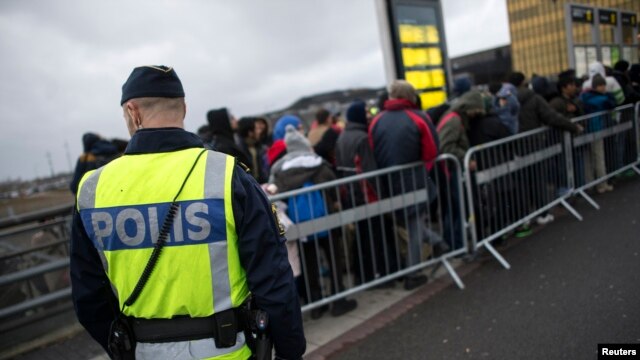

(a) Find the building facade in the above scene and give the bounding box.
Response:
[508,0,640,78]
[451,45,512,85]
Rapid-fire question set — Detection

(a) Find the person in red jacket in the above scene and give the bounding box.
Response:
[369,80,447,290]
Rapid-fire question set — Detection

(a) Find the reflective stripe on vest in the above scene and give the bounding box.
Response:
[77,148,250,318]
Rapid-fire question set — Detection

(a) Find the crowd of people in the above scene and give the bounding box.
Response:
[70,59,640,321]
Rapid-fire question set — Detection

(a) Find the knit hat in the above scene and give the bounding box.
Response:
[530,75,550,97]
[273,115,302,141]
[453,77,472,96]
[508,72,526,87]
[614,60,629,73]
[121,65,184,105]
[346,100,367,125]
[284,125,312,153]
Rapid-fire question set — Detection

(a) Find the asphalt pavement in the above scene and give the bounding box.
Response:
[330,178,640,360]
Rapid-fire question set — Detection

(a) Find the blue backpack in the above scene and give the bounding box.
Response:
[287,182,329,239]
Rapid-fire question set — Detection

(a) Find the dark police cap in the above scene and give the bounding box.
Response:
[120,65,185,105]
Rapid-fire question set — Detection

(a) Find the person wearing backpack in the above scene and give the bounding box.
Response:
[269,125,358,319]
[437,91,486,249]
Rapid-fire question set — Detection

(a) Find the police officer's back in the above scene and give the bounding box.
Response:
[70,65,305,359]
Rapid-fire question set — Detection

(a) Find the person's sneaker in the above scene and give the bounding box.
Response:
[493,235,508,247]
[604,183,614,192]
[311,304,329,320]
[556,186,571,197]
[536,214,555,225]
[331,298,358,317]
[596,183,609,194]
[403,274,428,290]
[515,224,532,238]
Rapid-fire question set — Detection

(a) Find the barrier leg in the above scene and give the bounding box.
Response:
[632,164,640,175]
[441,258,465,290]
[483,241,511,270]
[560,199,583,221]
[577,189,600,210]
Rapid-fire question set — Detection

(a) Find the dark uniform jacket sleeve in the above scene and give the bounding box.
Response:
[232,165,306,360]
[70,208,119,355]
[534,95,579,133]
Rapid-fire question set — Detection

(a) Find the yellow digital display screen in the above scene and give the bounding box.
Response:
[425,25,439,43]
[398,24,439,44]
[427,48,442,66]
[420,91,447,110]
[395,4,447,110]
[401,47,442,67]
[404,69,445,90]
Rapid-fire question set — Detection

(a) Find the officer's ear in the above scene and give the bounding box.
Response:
[123,101,142,135]
[128,103,142,127]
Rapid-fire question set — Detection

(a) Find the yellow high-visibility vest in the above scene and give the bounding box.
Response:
[77,148,251,360]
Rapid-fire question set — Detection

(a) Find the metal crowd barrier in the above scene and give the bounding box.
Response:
[464,125,583,269]
[270,155,468,313]
[570,103,640,209]
[464,101,640,269]
[0,215,72,326]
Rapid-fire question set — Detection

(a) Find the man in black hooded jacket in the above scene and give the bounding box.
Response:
[69,133,120,194]
[206,107,251,167]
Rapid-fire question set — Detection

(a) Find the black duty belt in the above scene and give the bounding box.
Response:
[130,308,245,343]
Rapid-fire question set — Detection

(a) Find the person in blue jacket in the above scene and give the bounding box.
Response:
[580,74,617,193]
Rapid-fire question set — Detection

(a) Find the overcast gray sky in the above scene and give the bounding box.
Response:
[0,0,509,181]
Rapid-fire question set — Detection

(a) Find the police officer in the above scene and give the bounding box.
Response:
[70,65,306,359]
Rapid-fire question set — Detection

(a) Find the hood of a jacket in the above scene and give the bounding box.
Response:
[91,139,119,156]
[344,121,368,133]
[451,90,485,114]
[588,62,606,80]
[82,133,100,152]
[516,87,536,105]
[531,76,550,97]
[499,83,518,97]
[271,150,326,189]
[206,108,234,140]
[383,98,415,111]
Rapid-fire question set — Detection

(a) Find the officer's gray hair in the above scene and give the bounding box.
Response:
[388,80,417,104]
[131,97,186,117]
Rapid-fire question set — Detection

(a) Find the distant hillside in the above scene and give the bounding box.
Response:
[261,87,385,126]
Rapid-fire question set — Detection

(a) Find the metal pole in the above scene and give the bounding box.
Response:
[565,3,576,72]
[46,151,55,178]
[64,141,73,173]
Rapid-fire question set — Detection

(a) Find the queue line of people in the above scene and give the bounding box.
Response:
[69,59,640,326]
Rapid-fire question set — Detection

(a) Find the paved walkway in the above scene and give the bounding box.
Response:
[329,178,640,359]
